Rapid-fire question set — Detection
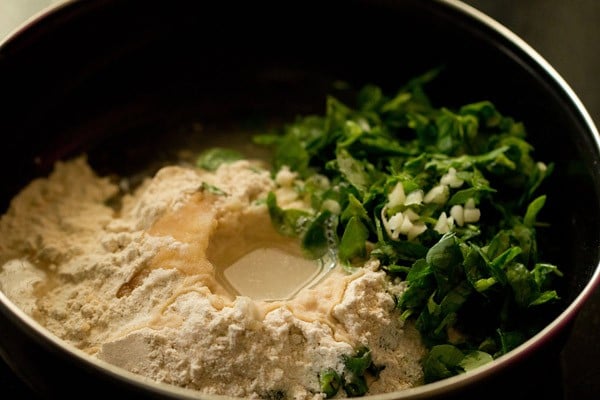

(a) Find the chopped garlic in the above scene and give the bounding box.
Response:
[321,199,341,215]
[449,199,481,226]
[440,167,464,188]
[275,166,297,187]
[387,182,406,208]
[465,198,476,209]
[463,198,481,223]
[399,215,414,234]
[388,212,404,229]
[275,187,299,206]
[537,161,547,172]
[407,222,427,241]
[464,208,481,223]
[388,213,404,239]
[357,117,371,131]
[404,208,420,222]
[424,184,449,204]
[380,206,395,239]
[434,212,454,234]
[382,208,427,240]
[405,190,424,206]
[450,205,464,226]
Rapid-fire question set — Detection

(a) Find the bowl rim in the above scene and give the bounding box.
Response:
[0,0,70,49]
[0,0,599,399]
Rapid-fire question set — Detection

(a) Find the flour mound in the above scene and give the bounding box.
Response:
[0,156,425,399]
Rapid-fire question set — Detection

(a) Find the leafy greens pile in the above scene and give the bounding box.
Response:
[252,69,562,385]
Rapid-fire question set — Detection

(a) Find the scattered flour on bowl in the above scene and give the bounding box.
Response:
[0,155,425,399]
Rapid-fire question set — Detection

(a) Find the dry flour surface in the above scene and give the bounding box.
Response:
[0,156,425,399]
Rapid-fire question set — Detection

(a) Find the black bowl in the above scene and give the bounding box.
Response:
[0,1,599,399]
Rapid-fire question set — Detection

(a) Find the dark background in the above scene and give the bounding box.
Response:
[1,0,599,399]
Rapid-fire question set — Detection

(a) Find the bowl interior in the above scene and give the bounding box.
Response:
[0,0,599,398]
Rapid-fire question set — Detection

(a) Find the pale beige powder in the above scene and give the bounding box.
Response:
[0,155,425,399]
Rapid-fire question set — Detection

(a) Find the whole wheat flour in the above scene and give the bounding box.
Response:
[0,155,425,399]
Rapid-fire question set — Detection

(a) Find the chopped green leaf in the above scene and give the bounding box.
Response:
[301,210,336,259]
[266,192,311,237]
[251,71,561,385]
[319,369,341,398]
[196,147,243,171]
[458,350,494,372]
[340,347,378,397]
[422,344,465,383]
[339,216,369,263]
[523,195,546,227]
[198,182,227,196]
